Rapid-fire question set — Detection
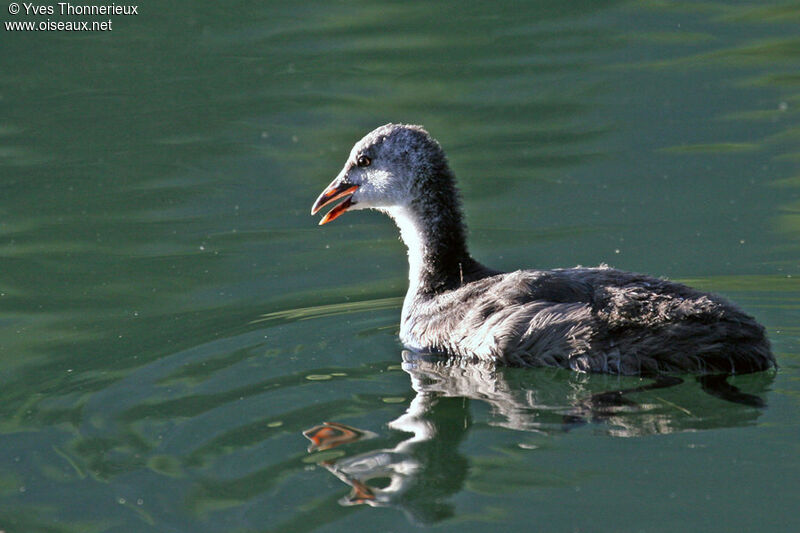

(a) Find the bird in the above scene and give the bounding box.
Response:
[311,124,775,376]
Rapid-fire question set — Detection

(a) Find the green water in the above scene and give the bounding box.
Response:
[2,1,799,531]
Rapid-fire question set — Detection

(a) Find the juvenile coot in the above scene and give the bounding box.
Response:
[311,124,774,376]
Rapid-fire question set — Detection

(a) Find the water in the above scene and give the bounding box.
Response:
[2,1,799,531]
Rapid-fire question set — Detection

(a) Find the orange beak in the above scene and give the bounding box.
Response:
[311,181,359,225]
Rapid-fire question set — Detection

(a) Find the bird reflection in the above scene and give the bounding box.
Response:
[303,422,377,452]
[303,351,774,523]
[303,389,469,522]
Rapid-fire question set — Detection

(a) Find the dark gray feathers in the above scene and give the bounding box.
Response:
[402,266,774,375]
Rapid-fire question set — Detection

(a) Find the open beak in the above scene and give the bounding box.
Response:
[311,181,359,225]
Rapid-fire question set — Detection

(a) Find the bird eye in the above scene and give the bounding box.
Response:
[356,155,371,167]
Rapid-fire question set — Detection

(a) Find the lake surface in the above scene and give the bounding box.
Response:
[2,1,799,531]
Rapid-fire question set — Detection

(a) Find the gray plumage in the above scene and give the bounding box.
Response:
[312,124,775,375]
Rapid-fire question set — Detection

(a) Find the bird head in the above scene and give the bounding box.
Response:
[311,124,447,224]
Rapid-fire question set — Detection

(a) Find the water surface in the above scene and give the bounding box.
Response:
[1,1,799,531]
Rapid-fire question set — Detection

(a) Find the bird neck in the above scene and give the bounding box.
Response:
[384,196,472,298]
